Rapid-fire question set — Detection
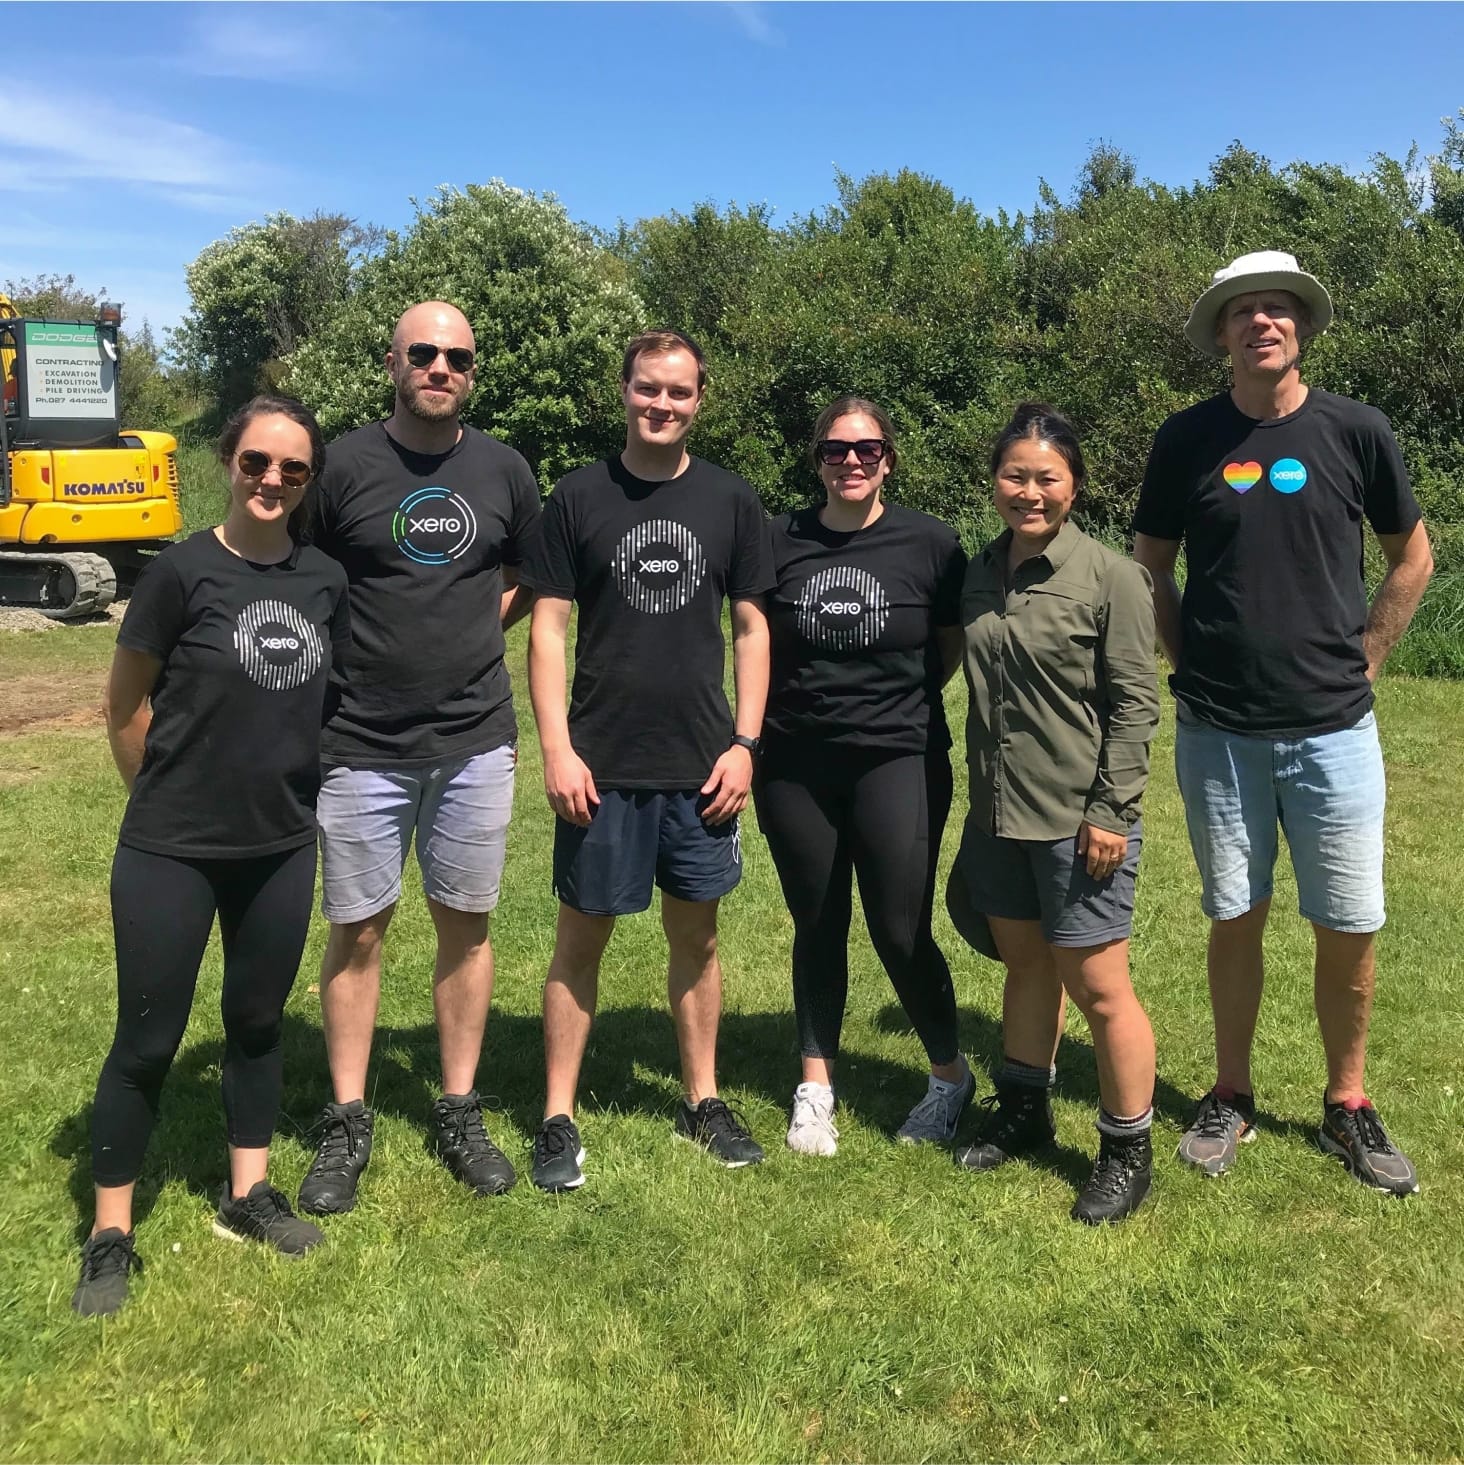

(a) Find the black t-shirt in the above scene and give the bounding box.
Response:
[1133,389,1421,737]
[116,530,350,859]
[312,422,542,768]
[519,455,776,788]
[764,503,966,752]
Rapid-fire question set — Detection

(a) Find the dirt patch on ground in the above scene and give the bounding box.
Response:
[0,671,107,735]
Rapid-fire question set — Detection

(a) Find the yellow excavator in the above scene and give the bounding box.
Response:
[1,294,182,618]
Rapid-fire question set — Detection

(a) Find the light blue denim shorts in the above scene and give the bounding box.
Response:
[1173,705,1385,933]
[316,743,517,923]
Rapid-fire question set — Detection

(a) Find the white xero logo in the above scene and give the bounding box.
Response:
[234,599,323,691]
[393,487,478,565]
[258,636,300,651]
[796,565,890,650]
[410,516,462,534]
[820,601,861,615]
[614,519,707,615]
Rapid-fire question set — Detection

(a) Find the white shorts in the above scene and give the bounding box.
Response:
[316,744,517,923]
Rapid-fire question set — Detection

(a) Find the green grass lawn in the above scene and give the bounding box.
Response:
[3,624,1462,1463]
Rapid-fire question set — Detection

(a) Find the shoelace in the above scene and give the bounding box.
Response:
[1346,1104,1396,1155]
[238,1186,291,1223]
[906,1083,959,1131]
[310,1110,366,1173]
[973,1091,1038,1143]
[82,1232,139,1280]
[535,1118,575,1160]
[1193,1091,1240,1139]
[1088,1143,1143,1198]
[700,1097,754,1141]
[439,1101,495,1155]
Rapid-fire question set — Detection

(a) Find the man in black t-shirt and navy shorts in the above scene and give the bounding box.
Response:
[519,329,775,1190]
[1133,252,1434,1196]
[298,301,542,1214]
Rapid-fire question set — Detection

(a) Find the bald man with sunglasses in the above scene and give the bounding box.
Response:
[299,300,542,1216]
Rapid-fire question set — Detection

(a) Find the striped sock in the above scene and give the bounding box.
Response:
[999,1056,1057,1090]
[1097,1105,1153,1138]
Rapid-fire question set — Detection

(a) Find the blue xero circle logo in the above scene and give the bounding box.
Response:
[1269,458,1308,494]
[392,487,478,565]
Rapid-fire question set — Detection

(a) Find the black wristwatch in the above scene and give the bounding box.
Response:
[730,734,762,757]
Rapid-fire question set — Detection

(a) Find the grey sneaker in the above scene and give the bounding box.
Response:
[897,1062,975,1144]
[1178,1088,1257,1176]
[786,1083,839,1157]
[72,1228,142,1317]
[1319,1097,1419,1196]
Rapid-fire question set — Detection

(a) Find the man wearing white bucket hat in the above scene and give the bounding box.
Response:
[1132,250,1434,1196]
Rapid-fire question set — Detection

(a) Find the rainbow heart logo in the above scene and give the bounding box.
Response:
[1222,460,1262,493]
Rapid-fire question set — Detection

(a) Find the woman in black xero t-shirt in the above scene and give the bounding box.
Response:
[754,395,971,1158]
[71,396,349,1318]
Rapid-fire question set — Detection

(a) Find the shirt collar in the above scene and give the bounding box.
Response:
[980,519,1081,574]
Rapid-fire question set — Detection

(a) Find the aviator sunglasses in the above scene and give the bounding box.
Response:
[404,341,476,373]
[236,449,314,487]
[814,437,892,467]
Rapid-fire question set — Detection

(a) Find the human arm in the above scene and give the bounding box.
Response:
[527,595,599,826]
[103,647,162,791]
[933,530,969,686]
[500,567,535,631]
[701,596,769,825]
[1364,522,1433,681]
[936,625,964,685]
[1083,560,1160,875]
[1131,533,1183,671]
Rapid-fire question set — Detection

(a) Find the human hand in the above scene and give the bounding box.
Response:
[544,746,600,826]
[1077,822,1127,880]
[700,745,753,825]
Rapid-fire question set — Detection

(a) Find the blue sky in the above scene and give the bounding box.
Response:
[3,2,1462,339]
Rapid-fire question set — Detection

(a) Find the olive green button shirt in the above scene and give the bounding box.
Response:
[961,520,1159,839]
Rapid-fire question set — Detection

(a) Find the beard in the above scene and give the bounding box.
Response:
[398,375,469,423]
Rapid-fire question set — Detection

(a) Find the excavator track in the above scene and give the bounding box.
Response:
[0,550,117,620]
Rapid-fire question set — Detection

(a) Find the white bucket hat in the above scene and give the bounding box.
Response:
[1184,250,1334,358]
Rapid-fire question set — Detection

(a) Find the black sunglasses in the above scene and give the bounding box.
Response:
[237,449,313,487]
[404,341,475,373]
[815,438,891,467]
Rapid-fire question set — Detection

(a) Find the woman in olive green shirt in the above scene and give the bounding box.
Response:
[949,402,1160,1225]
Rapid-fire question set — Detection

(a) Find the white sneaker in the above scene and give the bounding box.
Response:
[897,1060,975,1144]
[786,1082,839,1157]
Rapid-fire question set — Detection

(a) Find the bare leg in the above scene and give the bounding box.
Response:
[1313,925,1377,1104]
[662,894,722,1105]
[988,915,1066,1070]
[228,1145,269,1197]
[1208,899,1270,1093]
[319,907,395,1104]
[1051,940,1155,1118]
[428,898,494,1096]
[801,1055,834,1086]
[543,903,615,1119]
[92,1183,136,1236]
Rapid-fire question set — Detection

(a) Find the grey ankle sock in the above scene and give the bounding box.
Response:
[999,1056,1057,1090]
[1097,1105,1153,1138]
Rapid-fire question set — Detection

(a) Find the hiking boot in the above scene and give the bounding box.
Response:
[897,1061,975,1144]
[1319,1096,1419,1196]
[1177,1088,1256,1177]
[431,1091,517,1196]
[954,1084,1056,1172]
[675,1096,765,1168]
[1071,1130,1153,1225]
[532,1113,586,1192]
[297,1099,374,1215]
[72,1228,142,1317]
[786,1082,839,1157]
[214,1181,324,1255]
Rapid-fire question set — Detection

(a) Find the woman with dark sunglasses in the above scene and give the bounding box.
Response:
[754,395,971,1156]
[72,396,350,1316]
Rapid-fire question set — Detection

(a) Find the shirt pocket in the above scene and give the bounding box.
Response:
[1009,583,1099,697]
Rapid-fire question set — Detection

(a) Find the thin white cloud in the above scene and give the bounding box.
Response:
[174,2,409,84]
[0,82,271,210]
[723,2,785,47]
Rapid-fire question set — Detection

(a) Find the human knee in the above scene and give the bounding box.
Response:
[329,911,391,970]
[428,898,490,956]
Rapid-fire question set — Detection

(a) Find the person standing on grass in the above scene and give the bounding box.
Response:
[297,301,541,1216]
[754,396,971,1157]
[948,403,1161,1225]
[519,329,774,1190]
[1133,251,1434,1195]
[74,397,348,1317]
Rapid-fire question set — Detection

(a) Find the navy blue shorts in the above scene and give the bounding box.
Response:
[552,789,742,916]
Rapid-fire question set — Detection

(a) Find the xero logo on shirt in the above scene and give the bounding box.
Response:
[392,486,478,565]
[1221,459,1308,495]
[613,519,707,614]
[795,565,890,650]
[233,599,324,691]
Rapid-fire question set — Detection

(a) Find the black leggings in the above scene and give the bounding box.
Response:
[753,742,958,1065]
[91,842,316,1187]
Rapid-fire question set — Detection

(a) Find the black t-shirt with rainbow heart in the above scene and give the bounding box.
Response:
[312,422,542,768]
[519,455,776,789]
[764,503,967,753]
[116,530,350,859]
[1133,388,1421,737]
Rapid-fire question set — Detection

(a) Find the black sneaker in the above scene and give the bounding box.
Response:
[214,1181,324,1255]
[675,1096,765,1168]
[532,1113,586,1192]
[72,1228,142,1317]
[1177,1088,1257,1177]
[954,1084,1057,1172]
[1319,1097,1419,1196]
[298,1099,374,1216]
[431,1091,517,1196]
[1071,1130,1153,1225]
